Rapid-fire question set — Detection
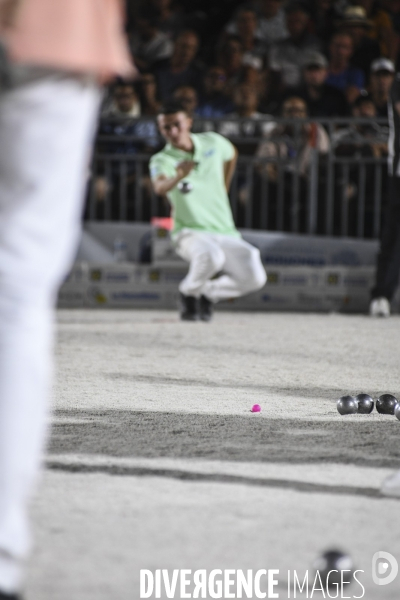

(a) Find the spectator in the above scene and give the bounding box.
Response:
[333,92,388,236]
[326,31,365,104]
[196,66,235,117]
[219,83,270,141]
[356,0,397,60]
[257,96,330,179]
[137,72,162,115]
[217,35,260,95]
[338,6,381,80]
[256,95,330,231]
[153,30,204,101]
[95,83,159,218]
[234,8,267,71]
[256,0,289,45]
[310,0,337,48]
[369,57,396,117]
[102,81,141,117]
[226,0,289,47]
[334,93,388,157]
[130,4,174,72]
[288,50,349,116]
[269,2,321,92]
[150,0,185,40]
[173,85,199,116]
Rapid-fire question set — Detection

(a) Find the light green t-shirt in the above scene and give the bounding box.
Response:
[149,132,240,237]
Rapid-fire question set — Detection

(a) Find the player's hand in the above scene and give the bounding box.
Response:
[176,161,196,179]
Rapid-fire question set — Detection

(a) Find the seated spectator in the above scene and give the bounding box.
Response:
[102,82,141,117]
[257,96,330,179]
[150,0,185,40]
[137,72,162,116]
[94,83,159,219]
[268,2,321,92]
[382,0,400,39]
[288,50,349,117]
[255,95,330,231]
[356,0,397,60]
[223,8,267,72]
[255,0,289,45]
[226,0,289,47]
[217,35,261,96]
[337,6,381,81]
[130,4,174,72]
[326,31,365,104]
[173,85,198,117]
[310,0,337,49]
[196,66,235,117]
[334,92,388,157]
[369,57,395,117]
[333,92,389,236]
[153,30,204,102]
[219,83,270,141]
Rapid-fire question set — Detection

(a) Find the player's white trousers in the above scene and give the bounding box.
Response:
[0,71,100,593]
[174,229,267,301]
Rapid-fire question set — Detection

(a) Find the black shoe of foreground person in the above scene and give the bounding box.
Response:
[0,592,22,600]
[179,293,199,321]
[199,295,213,322]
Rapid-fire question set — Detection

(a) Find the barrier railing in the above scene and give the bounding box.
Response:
[87,116,389,239]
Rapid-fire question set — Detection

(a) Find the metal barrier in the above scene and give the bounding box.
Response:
[87,116,389,239]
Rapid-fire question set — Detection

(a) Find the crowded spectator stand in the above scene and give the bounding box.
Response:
[90,0,399,238]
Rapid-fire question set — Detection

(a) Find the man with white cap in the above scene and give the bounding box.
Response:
[369,57,395,118]
[0,1,134,598]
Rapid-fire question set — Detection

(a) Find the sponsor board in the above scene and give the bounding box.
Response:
[88,263,136,284]
[58,285,86,308]
[152,227,184,267]
[58,262,376,313]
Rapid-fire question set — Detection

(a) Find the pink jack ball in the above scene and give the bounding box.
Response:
[251,404,261,413]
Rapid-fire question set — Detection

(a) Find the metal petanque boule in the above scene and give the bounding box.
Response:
[337,395,358,415]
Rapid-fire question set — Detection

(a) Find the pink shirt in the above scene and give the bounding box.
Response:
[3,0,135,80]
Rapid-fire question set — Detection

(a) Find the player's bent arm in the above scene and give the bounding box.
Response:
[151,160,196,196]
[152,173,183,196]
[224,146,238,192]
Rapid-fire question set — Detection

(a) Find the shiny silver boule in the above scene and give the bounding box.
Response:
[356,393,374,414]
[337,395,358,415]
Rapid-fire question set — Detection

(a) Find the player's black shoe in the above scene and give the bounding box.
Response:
[179,293,199,321]
[199,295,213,322]
[0,592,22,600]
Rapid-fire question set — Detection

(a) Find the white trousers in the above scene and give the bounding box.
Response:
[175,229,267,302]
[0,71,100,593]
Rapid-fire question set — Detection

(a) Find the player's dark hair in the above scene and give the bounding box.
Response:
[158,100,190,117]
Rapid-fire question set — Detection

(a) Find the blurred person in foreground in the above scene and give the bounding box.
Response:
[370,72,400,320]
[380,81,400,500]
[0,1,134,599]
[150,100,266,321]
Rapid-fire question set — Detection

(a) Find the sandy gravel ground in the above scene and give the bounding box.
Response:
[24,309,400,599]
